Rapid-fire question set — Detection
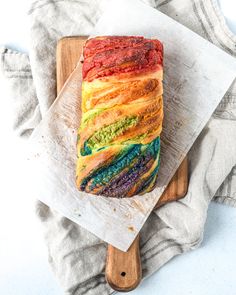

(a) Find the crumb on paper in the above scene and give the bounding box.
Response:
[113,208,116,212]
[131,200,146,214]
[125,212,132,219]
[128,226,135,232]
[74,209,82,217]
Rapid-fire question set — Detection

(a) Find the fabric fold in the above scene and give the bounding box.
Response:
[0,47,41,137]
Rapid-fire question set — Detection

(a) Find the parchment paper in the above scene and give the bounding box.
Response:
[29,0,236,251]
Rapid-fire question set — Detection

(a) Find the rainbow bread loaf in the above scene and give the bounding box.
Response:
[76,36,164,198]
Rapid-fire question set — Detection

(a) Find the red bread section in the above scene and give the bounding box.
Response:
[82,36,163,82]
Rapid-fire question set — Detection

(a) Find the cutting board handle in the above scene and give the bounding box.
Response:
[106,236,142,292]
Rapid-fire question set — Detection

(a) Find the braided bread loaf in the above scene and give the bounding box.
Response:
[76,36,163,198]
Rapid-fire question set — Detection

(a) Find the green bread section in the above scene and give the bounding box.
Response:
[81,116,139,156]
[81,108,104,128]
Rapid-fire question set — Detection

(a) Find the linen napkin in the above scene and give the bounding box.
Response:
[1,0,236,294]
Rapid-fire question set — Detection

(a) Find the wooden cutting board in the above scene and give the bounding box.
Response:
[56,36,188,292]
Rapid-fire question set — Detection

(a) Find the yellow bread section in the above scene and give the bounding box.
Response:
[78,69,163,153]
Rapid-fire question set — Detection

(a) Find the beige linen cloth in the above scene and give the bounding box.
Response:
[1,0,236,294]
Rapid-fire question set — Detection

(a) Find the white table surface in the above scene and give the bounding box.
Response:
[0,1,236,295]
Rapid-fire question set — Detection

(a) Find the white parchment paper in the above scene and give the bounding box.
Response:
[29,0,236,251]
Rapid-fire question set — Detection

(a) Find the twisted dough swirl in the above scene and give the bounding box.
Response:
[76,36,163,198]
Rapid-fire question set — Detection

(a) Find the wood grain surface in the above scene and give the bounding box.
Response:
[56,36,188,292]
